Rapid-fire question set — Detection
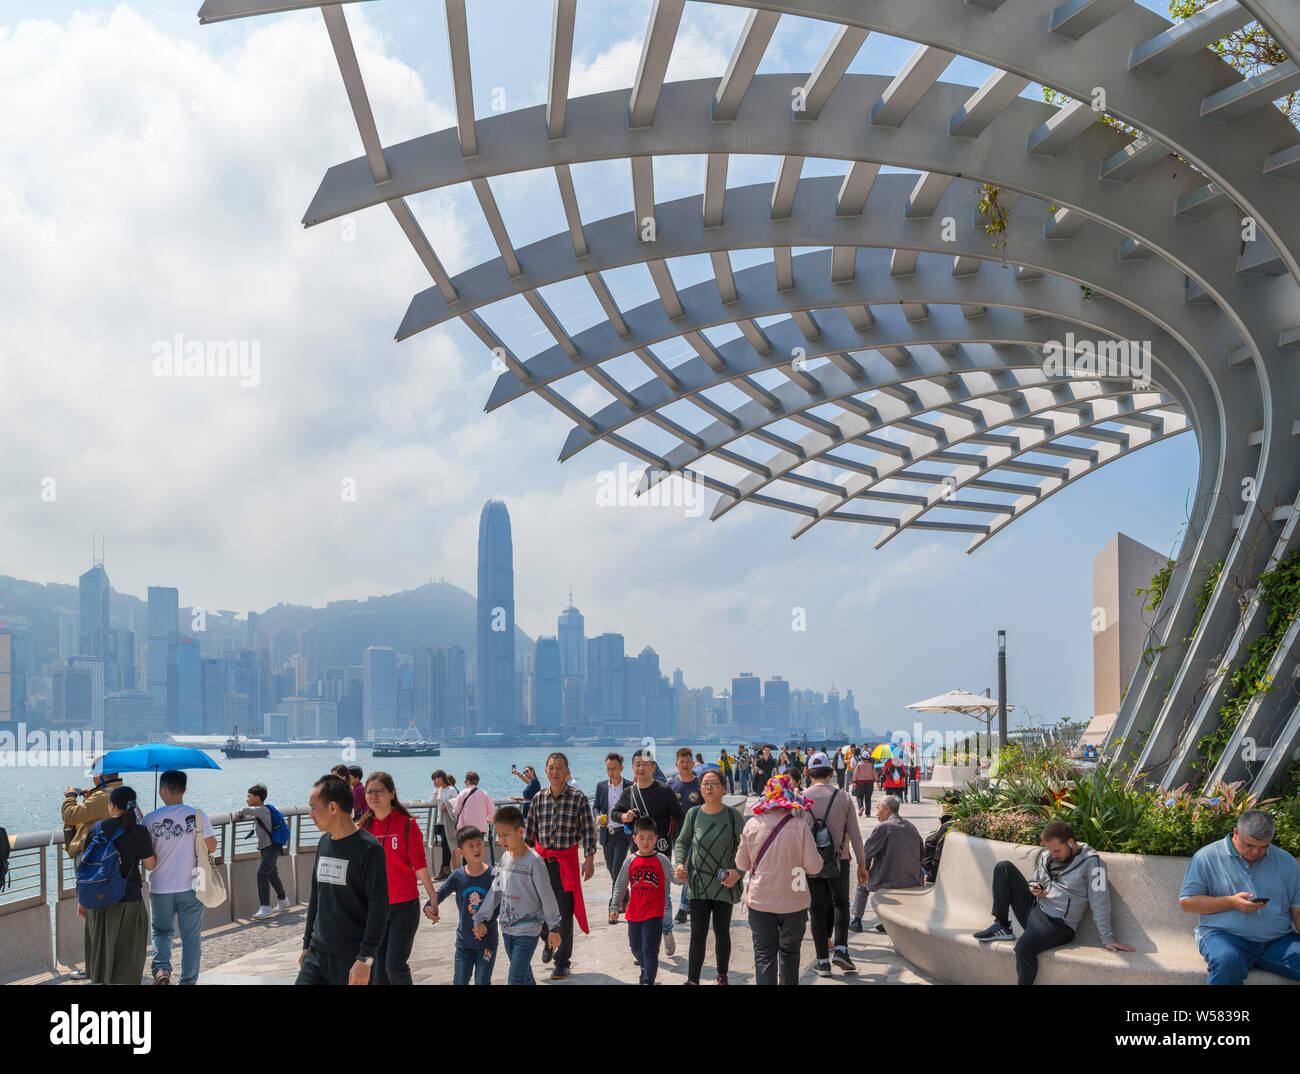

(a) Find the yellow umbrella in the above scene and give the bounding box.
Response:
[871,744,892,760]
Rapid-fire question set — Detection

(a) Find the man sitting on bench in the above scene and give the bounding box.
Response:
[1179,808,1300,985]
[972,820,1134,984]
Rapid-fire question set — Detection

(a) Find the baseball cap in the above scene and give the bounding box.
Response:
[808,751,831,767]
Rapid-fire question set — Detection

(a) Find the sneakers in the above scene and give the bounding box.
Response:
[675,907,689,924]
[251,905,276,920]
[275,898,292,911]
[815,959,832,978]
[848,918,863,933]
[715,972,729,985]
[542,941,554,964]
[974,920,1015,942]
[873,923,887,934]
[550,966,570,980]
[831,948,856,972]
[152,969,171,986]
[663,930,676,956]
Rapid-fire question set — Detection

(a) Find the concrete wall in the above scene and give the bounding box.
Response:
[0,901,54,983]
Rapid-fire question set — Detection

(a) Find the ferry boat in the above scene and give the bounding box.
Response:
[372,740,441,758]
[222,726,269,759]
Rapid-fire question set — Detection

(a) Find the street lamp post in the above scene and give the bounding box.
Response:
[997,630,1008,750]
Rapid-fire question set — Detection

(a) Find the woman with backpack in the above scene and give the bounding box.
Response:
[804,754,868,978]
[881,756,908,813]
[672,768,745,985]
[358,771,437,985]
[77,785,155,985]
[734,774,823,986]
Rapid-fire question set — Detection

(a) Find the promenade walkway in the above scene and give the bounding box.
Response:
[42,795,943,986]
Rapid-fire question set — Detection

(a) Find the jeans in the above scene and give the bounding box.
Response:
[1197,927,1300,985]
[991,860,1075,985]
[725,769,735,794]
[502,932,540,985]
[749,907,807,985]
[628,917,663,984]
[809,868,851,959]
[372,897,420,985]
[150,889,204,985]
[543,857,575,970]
[688,898,733,982]
[257,845,287,905]
[452,943,496,985]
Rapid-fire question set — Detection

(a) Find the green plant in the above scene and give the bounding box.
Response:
[1169,1,1299,126]
[977,183,1009,263]
[1197,552,1300,773]
[1135,558,1176,613]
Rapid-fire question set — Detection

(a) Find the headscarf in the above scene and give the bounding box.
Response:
[752,774,813,815]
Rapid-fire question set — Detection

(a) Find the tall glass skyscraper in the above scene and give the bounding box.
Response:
[363,645,398,738]
[557,594,585,682]
[475,499,516,733]
[78,563,111,668]
[532,637,562,729]
[147,586,179,727]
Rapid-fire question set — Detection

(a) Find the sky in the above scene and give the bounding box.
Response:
[0,0,1200,735]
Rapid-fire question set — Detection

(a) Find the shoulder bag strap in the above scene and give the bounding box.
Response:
[751,813,794,872]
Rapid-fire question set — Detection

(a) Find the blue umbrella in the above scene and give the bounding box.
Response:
[91,744,221,808]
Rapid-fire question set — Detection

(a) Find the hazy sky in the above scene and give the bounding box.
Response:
[1,0,1198,735]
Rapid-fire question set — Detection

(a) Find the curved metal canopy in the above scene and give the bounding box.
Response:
[199,0,1300,794]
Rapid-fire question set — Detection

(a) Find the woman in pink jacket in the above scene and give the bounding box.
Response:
[735,775,823,986]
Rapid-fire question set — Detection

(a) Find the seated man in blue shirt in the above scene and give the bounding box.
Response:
[1179,809,1300,985]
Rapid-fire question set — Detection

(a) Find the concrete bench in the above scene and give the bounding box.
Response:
[873,831,1294,985]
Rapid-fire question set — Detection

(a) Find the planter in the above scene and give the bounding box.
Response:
[921,765,980,797]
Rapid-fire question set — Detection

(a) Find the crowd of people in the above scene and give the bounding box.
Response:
[55,741,1300,987]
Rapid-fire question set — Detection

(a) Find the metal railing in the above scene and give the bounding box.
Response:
[1,796,509,921]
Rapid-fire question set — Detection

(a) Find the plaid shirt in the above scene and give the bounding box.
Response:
[525,783,598,858]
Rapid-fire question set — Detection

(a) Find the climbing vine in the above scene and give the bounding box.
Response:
[976,183,1009,264]
[1196,553,1300,773]
[1135,558,1176,613]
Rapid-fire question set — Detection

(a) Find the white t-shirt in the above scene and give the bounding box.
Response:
[142,804,215,895]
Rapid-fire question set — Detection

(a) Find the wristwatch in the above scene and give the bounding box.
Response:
[357,955,374,967]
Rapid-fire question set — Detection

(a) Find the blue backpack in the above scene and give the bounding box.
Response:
[76,821,129,909]
[253,805,291,851]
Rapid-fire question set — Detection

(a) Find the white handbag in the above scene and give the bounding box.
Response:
[192,809,228,909]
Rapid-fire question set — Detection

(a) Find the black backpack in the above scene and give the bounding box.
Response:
[810,788,844,878]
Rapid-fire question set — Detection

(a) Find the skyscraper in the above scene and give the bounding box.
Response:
[557,593,585,681]
[764,676,791,730]
[176,637,203,734]
[533,637,562,729]
[476,499,516,733]
[147,586,179,727]
[586,633,626,735]
[731,673,762,734]
[446,645,467,732]
[363,645,398,738]
[78,561,111,669]
[0,628,12,726]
